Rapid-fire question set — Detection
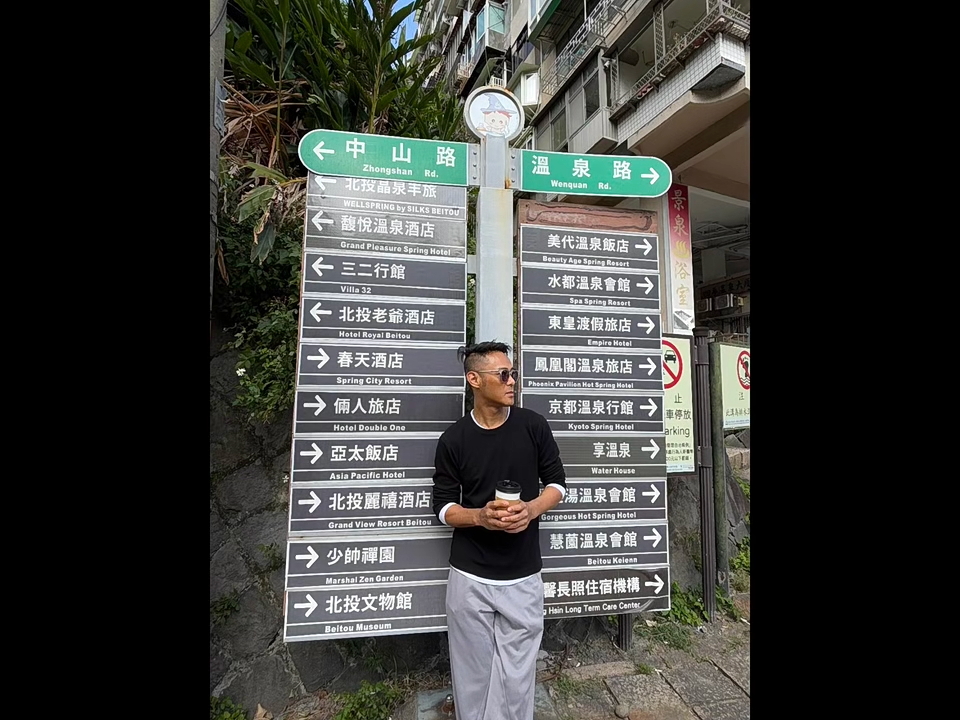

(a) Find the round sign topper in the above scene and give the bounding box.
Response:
[463,86,524,142]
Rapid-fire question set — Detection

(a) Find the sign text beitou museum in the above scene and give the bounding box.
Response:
[284,87,677,642]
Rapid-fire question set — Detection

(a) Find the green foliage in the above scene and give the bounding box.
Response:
[735,475,750,501]
[635,662,655,675]
[211,590,241,626]
[637,617,693,652]
[731,537,750,574]
[211,696,247,720]
[665,583,707,627]
[730,536,750,592]
[258,543,285,572]
[334,680,404,720]
[217,0,467,422]
[715,586,741,621]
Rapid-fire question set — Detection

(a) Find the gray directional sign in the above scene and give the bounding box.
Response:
[293,389,462,434]
[520,224,659,272]
[304,204,466,246]
[297,342,465,389]
[520,265,660,311]
[291,434,440,483]
[542,566,670,618]
[520,349,662,391]
[556,435,667,478]
[286,532,453,589]
[522,391,664,434]
[307,177,468,220]
[540,522,669,570]
[541,480,667,523]
[284,581,449,641]
[520,306,661,350]
[300,296,466,344]
[289,482,442,535]
[303,251,466,301]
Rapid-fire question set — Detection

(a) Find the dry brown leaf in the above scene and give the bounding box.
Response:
[254,704,273,720]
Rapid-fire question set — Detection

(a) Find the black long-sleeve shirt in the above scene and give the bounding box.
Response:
[431,406,566,581]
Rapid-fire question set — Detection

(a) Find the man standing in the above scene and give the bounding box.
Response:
[432,341,566,720]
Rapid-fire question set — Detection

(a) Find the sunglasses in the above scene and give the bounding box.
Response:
[475,369,519,383]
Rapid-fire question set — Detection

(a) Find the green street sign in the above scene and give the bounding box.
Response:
[518,149,672,198]
[298,129,470,186]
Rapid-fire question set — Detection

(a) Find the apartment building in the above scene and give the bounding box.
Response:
[415,0,750,336]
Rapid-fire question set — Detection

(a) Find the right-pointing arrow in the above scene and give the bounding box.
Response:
[640,168,660,185]
[641,357,657,376]
[635,276,654,294]
[307,347,330,369]
[642,439,660,459]
[299,442,324,464]
[297,490,322,513]
[643,527,662,548]
[304,395,327,416]
[639,317,655,334]
[641,484,661,503]
[640,398,658,417]
[634,238,652,255]
[295,546,319,569]
[294,594,318,616]
[644,574,664,594]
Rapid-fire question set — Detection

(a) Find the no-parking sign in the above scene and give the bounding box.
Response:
[662,338,694,474]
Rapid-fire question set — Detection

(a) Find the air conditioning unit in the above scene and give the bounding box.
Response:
[696,298,712,313]
[713,294,744,310]
[713,294,734,310]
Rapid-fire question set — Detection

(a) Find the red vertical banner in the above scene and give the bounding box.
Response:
[667,183,695,333]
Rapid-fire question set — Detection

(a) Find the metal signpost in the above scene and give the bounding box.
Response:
[517,199,672,636]
[285,128,472,641]
[283,85,677,644]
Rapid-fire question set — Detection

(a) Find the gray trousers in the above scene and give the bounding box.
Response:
[445,569,544,720]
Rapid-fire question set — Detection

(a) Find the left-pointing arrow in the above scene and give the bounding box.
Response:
[299,442,323,464]
[312,256,334,276]
[313,142,334,160]
[310,302,332,322]
[304,395,327,416]
[311,211,333,233]
[294,594,318,616]
[314,175,337,192]
[295,546,320,568]
[297,491,322,513]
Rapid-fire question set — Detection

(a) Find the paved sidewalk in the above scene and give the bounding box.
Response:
[395,606,750,720]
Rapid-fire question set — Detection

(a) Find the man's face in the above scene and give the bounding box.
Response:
[469,351,516,407]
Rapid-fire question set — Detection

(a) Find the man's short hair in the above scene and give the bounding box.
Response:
[457,341,512,374]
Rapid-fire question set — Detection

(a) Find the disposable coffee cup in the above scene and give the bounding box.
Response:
[495,480,521,502]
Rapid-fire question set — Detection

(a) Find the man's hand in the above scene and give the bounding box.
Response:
[476,499,514,531]
[501,500,532,534]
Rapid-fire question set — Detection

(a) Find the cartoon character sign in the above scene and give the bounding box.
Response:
[464,87,523,141]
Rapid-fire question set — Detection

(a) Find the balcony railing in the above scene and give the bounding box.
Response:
[539,0,624,97]
[610,1,750,116]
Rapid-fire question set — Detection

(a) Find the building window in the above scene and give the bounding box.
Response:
[551,107,566,150]
[584,72,599,118]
